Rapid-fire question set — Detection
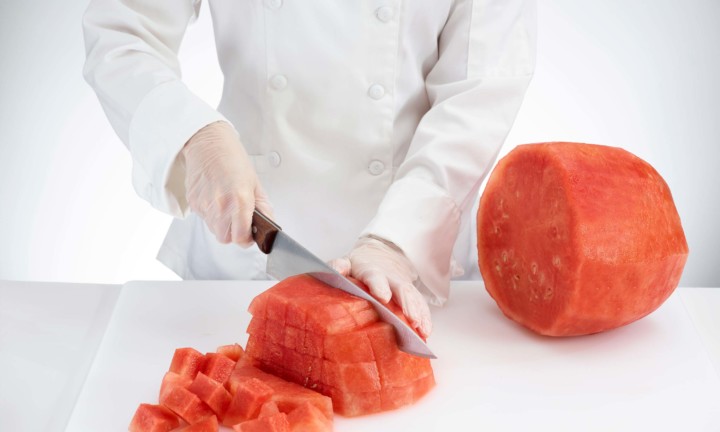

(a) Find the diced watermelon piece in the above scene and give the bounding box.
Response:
[188,372,232,420]
[228,366,333,420]
[177,415,219,432]
[129,403,180,432]
[477,142,689,336]
[223,377,274,427]
[258,400,281,418]
[201,353,236,384]
[159,371,192,403]
[161,386,215,425]
[323,329,374,363]
[169,348,205,379]
[247,294,268,320]
[327,387,381,417]
[322,360,380,393]
[217,343,245,362]
[231,412,290,432]
[286,402,332,432]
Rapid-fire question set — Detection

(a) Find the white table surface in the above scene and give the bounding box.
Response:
[1,281,718,432]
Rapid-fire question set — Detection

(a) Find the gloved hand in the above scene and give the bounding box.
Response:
[182,121,273,246]
[329,236,432,338]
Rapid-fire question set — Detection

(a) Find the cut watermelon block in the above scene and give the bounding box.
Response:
[159,371,192,403]
[161,386,215,425]
[228,366,333,420]
[231,412,290,432]
[258,400,281,418]
[223,377,274,427]
[201,353,236,384]
[129,403,180,432]
[177,415,219,432]
[216,344,245,362]
[245,274,434,417]
[287,402,332,432]
[188,372,232,420]
[169,347,205,379]
[477,142,689,336]
[322,360,381,393]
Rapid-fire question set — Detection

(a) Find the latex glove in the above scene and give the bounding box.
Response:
[329,236,432,338]
[182,121,273,246]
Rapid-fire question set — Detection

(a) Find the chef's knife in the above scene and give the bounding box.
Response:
[252,210,436,359]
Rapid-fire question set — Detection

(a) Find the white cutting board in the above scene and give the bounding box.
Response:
[66,281,720,431]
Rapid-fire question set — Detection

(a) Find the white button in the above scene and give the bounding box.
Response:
[367,84,385,100]
[376,6,394,22]
[269,74,287,90]
[267,151,281,167]
[264,0,283,9]
[368,160,385,175]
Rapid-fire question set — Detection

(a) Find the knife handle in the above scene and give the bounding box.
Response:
[252,210,282,254]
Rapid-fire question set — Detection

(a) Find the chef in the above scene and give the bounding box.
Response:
[82,0,536,338]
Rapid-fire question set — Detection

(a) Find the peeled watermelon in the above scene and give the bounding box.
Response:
[477,142,689,336]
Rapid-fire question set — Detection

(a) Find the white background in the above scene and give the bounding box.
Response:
[0,1,718,286]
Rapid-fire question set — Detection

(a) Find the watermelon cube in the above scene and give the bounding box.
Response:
[287,402,332,432]
[223,377,274,427]
[216,343,245,362]
[159,371,192,403]
[322,360,381,393]
[232,412,290,432]
[258,400,281,418]
[201,353,236,384]
[188,372,232,420]
[161,386,215,425]
[177,414,219,432]
[169,347,205,379]
[129,403,179,432]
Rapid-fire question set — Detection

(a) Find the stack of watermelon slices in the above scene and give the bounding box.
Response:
[245,274,435,417]
[129,344,333,431]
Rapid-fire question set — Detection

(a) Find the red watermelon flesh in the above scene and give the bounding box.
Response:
[177,415,219,432]
[216,344,245,362]
[222,376,274,427]
[159,372,192,403]
[129,403,180,432]
[161,386,215,425]
[258,400,281,418]
[286,402,332,432]
[477,142,689,336]
[231,412,290,432]
[169,348,206,379]
[201,353,236,385]
[245,274,435,417]
[187,372,232,420]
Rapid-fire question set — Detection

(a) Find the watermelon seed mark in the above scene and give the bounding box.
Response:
[531,262,538,275]
[544,287,554,300]
[501,251,508,263]
[552,256,561,267]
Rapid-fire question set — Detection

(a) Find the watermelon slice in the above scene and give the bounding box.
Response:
[477,142,689,336]
[245,274,435,416]
[129,403,180,432]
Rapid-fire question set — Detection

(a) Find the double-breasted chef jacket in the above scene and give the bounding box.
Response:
[83,0,536,305]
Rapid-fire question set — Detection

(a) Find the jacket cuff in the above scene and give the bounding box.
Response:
[361,177,461,306]
[128,80,227,217]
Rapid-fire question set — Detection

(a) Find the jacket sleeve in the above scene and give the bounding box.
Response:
[82,0,227,216]
[361,0,537,305]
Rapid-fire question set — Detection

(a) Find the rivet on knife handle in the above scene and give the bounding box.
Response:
[252,210,281,254]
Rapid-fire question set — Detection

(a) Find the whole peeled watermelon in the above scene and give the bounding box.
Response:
[477,142,688,336]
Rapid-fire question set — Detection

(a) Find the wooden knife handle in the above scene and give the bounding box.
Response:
[252,210,281,254]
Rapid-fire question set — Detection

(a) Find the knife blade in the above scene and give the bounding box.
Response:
[252,210,436,359]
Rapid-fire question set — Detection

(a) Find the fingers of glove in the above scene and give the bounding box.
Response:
[362,271,392,304]
[231,201,255,248]
[328,257,352,276]
[391,280,432,338]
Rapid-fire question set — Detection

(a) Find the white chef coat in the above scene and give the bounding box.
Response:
[83,0,536,306]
